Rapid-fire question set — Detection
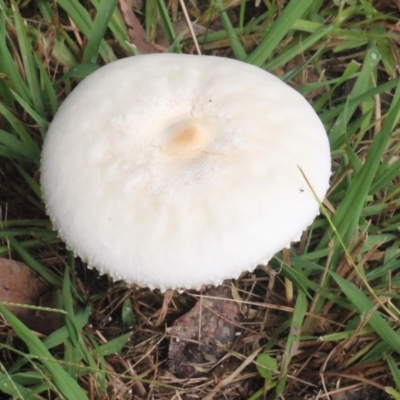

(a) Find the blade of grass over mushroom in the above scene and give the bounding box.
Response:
[331,273,400,354]
[215,0,246,60]
[0,304,89,400]
[82,0,119,63]
[245,0,315,67]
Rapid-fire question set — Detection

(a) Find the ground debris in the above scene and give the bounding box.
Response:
[168,281,240,379]
[330,385,391,400]
[0,258,60,335]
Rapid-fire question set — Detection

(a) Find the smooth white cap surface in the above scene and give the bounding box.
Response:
[41,54,331,291]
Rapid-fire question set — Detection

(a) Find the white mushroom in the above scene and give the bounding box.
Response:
[41,54,331,291]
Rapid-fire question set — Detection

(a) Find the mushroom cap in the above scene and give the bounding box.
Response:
[41,54,331,291]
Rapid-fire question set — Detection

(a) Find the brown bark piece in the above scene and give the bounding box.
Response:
[168,281,240,379]
[0,258,60,335]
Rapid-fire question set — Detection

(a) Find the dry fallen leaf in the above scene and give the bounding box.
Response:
[0,258,60,335]
[118,0,157,54]
[168,281,240,378]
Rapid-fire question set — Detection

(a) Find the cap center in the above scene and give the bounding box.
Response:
[162,121,211,157]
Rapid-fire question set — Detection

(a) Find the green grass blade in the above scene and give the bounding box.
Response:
[12,2,44,119]
[10,89,48,128]
[0,103,39,151]
[266,25,332,71]
[62,270,92,365]
[61,270,100,383]
[83,0,119,63]
[90,0,136,56]
[370,158,400,194]
[56,0,93,39]
[57,0,116,62]
[14,163,42,197]
[321,78,400,125]
[155,0,176,46]
[318,83,400,259]
[329,43,381,147]
[54,63,100,86]
[43,307,91,350]
[331,273,400,354]
[386,387,400,400]
[0,367,30,399]
[0,130,40,163]
[6,236,61,286]
[122,299,136,331]
[0,14,31,104]
[0,305,89,400]
[385,354,400,391]
[215,0,246,60]
[35,54,59,115]
[245,0,315,67]
[274,291,307,398]
[91,332,131,356]
[35,0,53,23]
